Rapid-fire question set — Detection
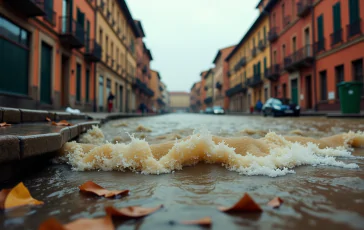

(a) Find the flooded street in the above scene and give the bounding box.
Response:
[1,114,364,229]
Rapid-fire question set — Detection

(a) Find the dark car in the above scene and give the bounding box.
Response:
[262,98,300,117]
[204,107,214,114]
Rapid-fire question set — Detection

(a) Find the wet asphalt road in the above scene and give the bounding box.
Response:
[1,113,364,230]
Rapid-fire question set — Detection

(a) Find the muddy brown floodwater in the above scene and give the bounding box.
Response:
[1,114,364,230]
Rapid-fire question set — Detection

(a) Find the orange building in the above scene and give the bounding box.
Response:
[134,20,154,110]
[314,0,364,110]
[212,45,235,110]
[0,0,99,111]
[199,70,208,110]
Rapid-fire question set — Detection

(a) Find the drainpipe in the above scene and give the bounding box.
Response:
[311,2,317,111]
[93,3,97,112]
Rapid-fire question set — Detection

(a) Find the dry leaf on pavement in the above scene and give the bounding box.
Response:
[0,122,11,127]
[105,205,163,219]
[267,197,284,208]
[79,181,129,198]
[38,216,114,230]
[218,193,262,213]
[0,182,43,209]
[181,217,212,227]
[52,120,72,126]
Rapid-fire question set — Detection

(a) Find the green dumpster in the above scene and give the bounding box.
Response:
[337,81,363,114]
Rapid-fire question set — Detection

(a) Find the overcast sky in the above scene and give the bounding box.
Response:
[126,0,259,92]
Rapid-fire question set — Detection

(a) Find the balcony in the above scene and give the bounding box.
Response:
[215,82,222,89]
[283,15,291,28]
[330,29,343,46]
[297,0,313,17]
[234,57,246,71]
[4,0,45,17]
[226,83,247,97]
[284,44,314,72]
[106,10,112,22]
[314,39,325,53]
[43,6,56,26]
[268,27,279,42]
[247,74,263,88]
[258,40,266,51]
[252,47,257,57]
[347,19,362,39]
[159,85,164,91]
[204,97,213,104]
[266,64,281,81]
[59,16,85,49]
[84,39,102,62]
[98,1,105,11]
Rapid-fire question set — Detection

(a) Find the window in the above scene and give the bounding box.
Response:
[274,85,278,97]
[116,48,119,66]
[291,0,295,16]
[272,13,276,27]
[332,2,342,45]
[86,69,90,102]
[352,59,363,95]
[105,35,108,57]
[282,44,286,61]
[263,26,267,43]
[273,50,277,65]
[76,63,82,102]
[111,42,114,62]
[349,0,360,24]
[292,36,297,53]
[0,16,29,47]
[99,29,103,45]
[317,15,324,51]
[282,4,285,27]
[335,65,344,99]
[320,70,327,100]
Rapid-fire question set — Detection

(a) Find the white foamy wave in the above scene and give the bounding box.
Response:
[59,127,363,177]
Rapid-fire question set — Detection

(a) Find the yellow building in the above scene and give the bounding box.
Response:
[169,92,190,112]
[204,69,214,108]
[226,3,270,112]
[95,0,140,112]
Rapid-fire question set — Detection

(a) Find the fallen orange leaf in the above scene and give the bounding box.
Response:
[218,193,262,213]
[52,120,72,126]
[46,117,51,122]
[0,122,11,127]
[267,197,283,208]
[181,217,212,227]
[0,182,43,209]
[79,181,129,198]
[39,216,114,230]
[105,205,163,219]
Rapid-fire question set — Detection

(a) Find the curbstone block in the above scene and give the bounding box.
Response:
[1,107,21,124]
[19,133,63,159]
[20,109,49,122]
[0,135,20,164]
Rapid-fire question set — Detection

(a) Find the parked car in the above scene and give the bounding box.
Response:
[204,107,214,114]
[212,106,225,115]
[262,98,300,117]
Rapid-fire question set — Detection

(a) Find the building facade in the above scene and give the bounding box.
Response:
[0,0,99,111]
[95,0,141,113]
[199,70,208,111]
[212,45,235,110]
[226,5,270,112]
[169,92,190,112]
[203,69,214,108]
[134,20,154,110]
[190,81,201,112]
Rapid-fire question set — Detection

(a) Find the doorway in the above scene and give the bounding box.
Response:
[40,42,52,104]
[61,55,70,107]
[305,75,312,109]
[282,83,287,99]
[98,76,104,111]
[291,79,298,104]
[119,85,123,112]
[304,27,310,56]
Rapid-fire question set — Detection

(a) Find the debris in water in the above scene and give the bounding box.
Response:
[105,205,163,218]
[38,216,114,230]
[267,197,284,208]
[46,117,51,122]
[290,129,305,136]
[78,125,104,144]
[79,181,129,198]
[0,122,11,127]
[181,217,212,227]
[112,136,125,144]
[52,120,72,126]
[113,122,128,127]
[218,193,262,213]
[135,125,152,132]
[0,182,43,209]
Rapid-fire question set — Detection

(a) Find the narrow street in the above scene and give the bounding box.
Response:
[1,114,364,229]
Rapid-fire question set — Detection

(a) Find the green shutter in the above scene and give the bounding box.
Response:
[263,58,267,72]
[76,64,81,102]
[263,26,266,43]
[333,2,341,32]
[257,62,261,74]
[317,15,324,40]
[86,69,90,102]
[40,42,52,104]
[349,0,359,23]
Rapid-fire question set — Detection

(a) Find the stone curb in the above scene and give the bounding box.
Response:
[99,113,158,124]
[0,107,90,124]
[0,121,100,164]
